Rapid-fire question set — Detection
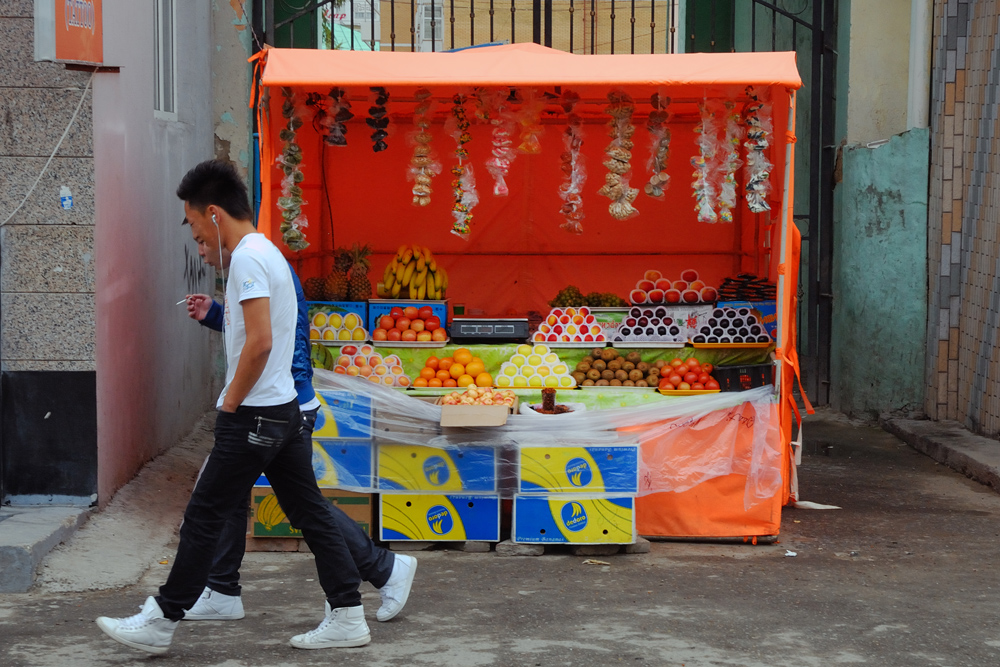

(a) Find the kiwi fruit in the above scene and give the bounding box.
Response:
[592,359,607,372]
[583,378,596,386]
[636,379,649,387]
[654,359,668,369]
[590,348,604,358]
[596,379,610,386]
[622,361,635,372]
[572,371,586,384]
[647,366,660,376]
[601,369,615,380]
[615,369,629,381]
[628,369,643,382]
[587,369,601,381]
[622,379,635,387]
[609,379,622,386]
[626,351,642,364]
[645,375,658,385]
[600,348,617,361]
[582,356,595,364]
[636,361,650,373]
[607,360,622,371]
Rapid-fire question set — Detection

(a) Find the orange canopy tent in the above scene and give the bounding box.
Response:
[253,44,809,538]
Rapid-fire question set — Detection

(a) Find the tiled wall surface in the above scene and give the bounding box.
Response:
[927,0,1000,435]
[0,4,96,371]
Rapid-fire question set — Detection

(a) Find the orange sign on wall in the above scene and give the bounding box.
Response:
[54,0,103,65]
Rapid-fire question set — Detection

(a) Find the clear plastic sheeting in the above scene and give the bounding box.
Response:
[311,369,782,509]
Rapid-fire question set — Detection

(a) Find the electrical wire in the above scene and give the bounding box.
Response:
[1,71,94,228]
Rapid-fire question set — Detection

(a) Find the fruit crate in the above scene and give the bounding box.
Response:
[367,299,448,332]
[308,302,369,343]
[712,363,775,392]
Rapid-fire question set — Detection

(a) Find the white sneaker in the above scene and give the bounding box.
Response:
[95,596,178,655]
[289,604,371,649]
[377,554,417,622]
[183,586,245,620]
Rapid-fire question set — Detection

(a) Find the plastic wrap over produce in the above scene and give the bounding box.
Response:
[310,370,782,508]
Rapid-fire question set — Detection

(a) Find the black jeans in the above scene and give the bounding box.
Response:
[156,400,390,620]
[203,407,394,598]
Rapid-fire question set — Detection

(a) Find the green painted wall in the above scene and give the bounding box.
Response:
[831,128,928,417]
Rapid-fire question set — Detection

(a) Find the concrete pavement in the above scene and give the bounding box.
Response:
[1,409,999,665]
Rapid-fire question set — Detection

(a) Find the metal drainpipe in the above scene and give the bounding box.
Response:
[907,0,933,130]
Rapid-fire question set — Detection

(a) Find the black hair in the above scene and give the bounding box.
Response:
[176,159,252,221]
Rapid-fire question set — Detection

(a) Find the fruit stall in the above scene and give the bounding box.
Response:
[248,44,808,544]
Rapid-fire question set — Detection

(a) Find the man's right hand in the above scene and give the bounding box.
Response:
[186,294,212,321]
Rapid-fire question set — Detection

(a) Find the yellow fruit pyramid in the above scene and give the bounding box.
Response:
[495,344,577,389]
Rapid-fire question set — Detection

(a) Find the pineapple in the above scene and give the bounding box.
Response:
[346,243,373,302]
[323,248,352,301]
[303,277,325,301]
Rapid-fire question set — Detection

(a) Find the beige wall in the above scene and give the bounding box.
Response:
[845,0,913,143]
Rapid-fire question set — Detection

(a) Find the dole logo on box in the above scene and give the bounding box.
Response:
[427,505,454,535]
[423,456,450,486]
[566,458,593,488]
[561,501,588,532]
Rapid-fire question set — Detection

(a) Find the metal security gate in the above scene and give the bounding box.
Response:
[254,0,836,404]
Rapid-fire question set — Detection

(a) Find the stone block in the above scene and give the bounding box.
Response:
[0,157,95,225]
[568,544,621,557]
[0,2,34,18]
[494,540,544,557]
[0,507,90,593]
[455,541,491,553]
[0,225,95,293]
[0,17,93,88]
[0,87,92,157]
[0,293,95,362]
[388,541,435,551]
[1,359,95,371]
[623,537,651,554]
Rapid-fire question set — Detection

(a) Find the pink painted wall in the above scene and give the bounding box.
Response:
[93,0,218,505]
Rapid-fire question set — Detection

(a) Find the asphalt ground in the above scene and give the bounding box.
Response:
[2,410,999,667]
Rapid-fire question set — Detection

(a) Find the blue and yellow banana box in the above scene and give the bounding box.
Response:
[377,443,497,492]
[312,390,372,439]
[251,486,372,538]
[255,439,373,490]
[512,495,636,544]
[517,444,639,494]
[380,493,500,542]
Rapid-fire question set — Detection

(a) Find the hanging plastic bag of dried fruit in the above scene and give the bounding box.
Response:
[743,86,773,213]
[276,87,310,251]
[600,91,639,221]
[558,90,586,234]
[645,93,671,200]
[691,102,719,223]
[366,86,391,153]
[517,88,545,154]
[446,94,478,239]
[476,87,518,196]
[407,88,440,207]
[717,101,744,223]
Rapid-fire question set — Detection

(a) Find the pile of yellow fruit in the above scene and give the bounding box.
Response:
[309,311,368,342]
[379,244,449,300]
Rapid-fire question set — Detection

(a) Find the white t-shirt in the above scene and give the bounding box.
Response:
[217,233,298,409]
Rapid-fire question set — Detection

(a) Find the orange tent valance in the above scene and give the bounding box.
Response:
[256,43,802,91]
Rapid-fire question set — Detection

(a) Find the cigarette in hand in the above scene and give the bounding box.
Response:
[176,299,188,306]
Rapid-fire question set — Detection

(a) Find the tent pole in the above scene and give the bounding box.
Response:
[776,88,796,400]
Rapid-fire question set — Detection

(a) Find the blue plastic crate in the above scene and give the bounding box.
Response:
[367,300,448,332]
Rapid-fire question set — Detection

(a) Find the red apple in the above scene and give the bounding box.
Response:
[418,306,434,320]
[396,316,411,331]
[425,316,441,331]
[379,315,395,330]
[401,329,417,341]
[387,328,402,342]
[630,289,648,304]
[389,307,404,318]
[689,280,706,291]
[636,279,655,292]
[431,328,447,341]
[403,306,419,319]
[373,328,388,341]
[410,319,426,332]
[665,289,682,303]
[671,280,689,292]
[682,290,700,303]
[654,278,672,291]
[680,269,699,283]
[700,287,718,302]
[416,331,433,341]
[648,289,665,303]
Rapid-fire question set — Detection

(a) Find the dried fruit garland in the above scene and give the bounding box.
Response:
[691,103,718,223]
[408,88,440,207]
[717,102,744,223]
[517,90,544,154]
[645,93,671,199]
[558,90,586,234]
[476,88,517,196]
[446,95,478,238]
[743,86,773,213]
[276,87,309,251]
[324,87,352,146]
[601,91,639,220]
[366,86,390,153]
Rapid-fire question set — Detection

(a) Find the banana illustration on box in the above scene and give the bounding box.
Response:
[378,444,497,492]
[518,445,639,494]
[513,496,636,544]
[311,440,373,490]
[256,493,287,532]
[380,494,500,541]
[312,390,373,439]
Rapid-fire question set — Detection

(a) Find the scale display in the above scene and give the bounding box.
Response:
[450,318,530,342]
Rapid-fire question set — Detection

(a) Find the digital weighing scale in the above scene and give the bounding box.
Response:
[450,317,531,343]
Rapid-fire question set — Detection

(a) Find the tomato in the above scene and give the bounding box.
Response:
[698,373,711,384]
[692,382,705,390]
[658,377,673,390]
[678,382,691,391]
[705,379,720,390]
[685,357,700,368]
[425,316,441,331]
[683,372,698,384]
[669,358,685,368]
[668,374,683,387]
[418,306,434,320]
[702,363,713,374]
[389,307,404,318]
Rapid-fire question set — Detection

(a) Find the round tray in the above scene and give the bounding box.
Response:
[657,388,722,396]
[579,384,656,391]
[372,337,451,348]
[690,342,771,349]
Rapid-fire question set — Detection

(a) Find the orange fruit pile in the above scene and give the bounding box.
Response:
[411,347,494,388]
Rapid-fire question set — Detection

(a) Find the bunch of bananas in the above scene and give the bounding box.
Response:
[310,343,335,370]
[378,244,449,300]
[256,493,288,532]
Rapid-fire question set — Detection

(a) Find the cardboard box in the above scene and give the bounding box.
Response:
[437,397,519,427]
[367,299,448,332]
[380,493,500,542]
[250,486,372,538]
[312,438,373,489]
[512,495,636,544]
[377,443,497,492]
[517,444,639,494]
[313,390,373,439]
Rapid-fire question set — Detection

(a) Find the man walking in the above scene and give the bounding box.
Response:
[96,160,415,654]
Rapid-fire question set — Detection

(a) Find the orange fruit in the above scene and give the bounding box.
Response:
[443,378,457,387]
[425,356,440,370]
[413,378,428,387]
[439,357,454,371]
[453,348,473,366]
[428,378,443,387]
[465,361,486,377]
[472,356,483,365]
[457,374,475,388]
[419,367,436,380]
[449,362,466,379]
[436,369,452,382]
[475,373,493,387]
